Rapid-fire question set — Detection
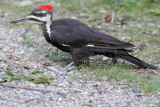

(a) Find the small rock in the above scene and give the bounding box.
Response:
[70,16,77,20]
[81,91,89,95]
[58,98,63,102]
[121,37,131,42]
[2,47,13,52]
[102,57,109,61]
[152,29,159,35]
[100,9,107,13]
[58,83,66,87]
[17,37,23,42]
[69,96,76,101]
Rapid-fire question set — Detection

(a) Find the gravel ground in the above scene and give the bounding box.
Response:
[0,7,160,107]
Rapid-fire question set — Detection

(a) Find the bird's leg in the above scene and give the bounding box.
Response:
[65,62,74,68]
[62,57,72,63]
[73,58,90,66]
[111,58,117,64]
[58,62,75,78]
[63,62,75,71]
[55,48,59,55]
[82,58,90,65]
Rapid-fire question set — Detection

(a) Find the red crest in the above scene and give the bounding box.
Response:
[38,5,53,11]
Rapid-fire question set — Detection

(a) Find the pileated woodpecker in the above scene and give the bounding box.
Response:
[10,5,157,69]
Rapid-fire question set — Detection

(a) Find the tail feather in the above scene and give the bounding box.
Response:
[92,48,157,69]
[119,55,157,69]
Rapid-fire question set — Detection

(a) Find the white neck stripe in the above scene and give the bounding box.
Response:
[46,21,52,39]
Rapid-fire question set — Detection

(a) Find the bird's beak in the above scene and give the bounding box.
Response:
[10,17,29,24]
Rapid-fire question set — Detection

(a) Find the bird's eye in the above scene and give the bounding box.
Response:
[34,13,38,16]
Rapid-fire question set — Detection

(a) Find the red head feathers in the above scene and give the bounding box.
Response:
[38,5,53,11]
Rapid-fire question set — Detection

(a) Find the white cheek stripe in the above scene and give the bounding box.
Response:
[26,14,51,22]
[26,15,52,39]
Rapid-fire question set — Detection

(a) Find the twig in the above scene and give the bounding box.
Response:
[111,11,115,23]
[93,26,127,32]
[151,70,160,75]
[0,97,23,104]
[0,59,7,62]
[0,84,52,93]
[147,23,160,28]
[80,0,88,11]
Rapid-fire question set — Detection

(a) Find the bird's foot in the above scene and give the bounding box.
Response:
[62,57,72,63]
[63,62,75,71]
[111,58,117,65]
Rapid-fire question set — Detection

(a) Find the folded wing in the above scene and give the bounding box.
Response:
[50,18,135,49]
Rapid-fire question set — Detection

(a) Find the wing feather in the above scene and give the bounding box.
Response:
[50,18,135,49]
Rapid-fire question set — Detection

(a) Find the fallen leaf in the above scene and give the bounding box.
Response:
[30,69,44,74]
[27,75,54,84]
[0,72,15,82]
[81,102,93,107]
[5,72,15,76]
[104,15,111,22]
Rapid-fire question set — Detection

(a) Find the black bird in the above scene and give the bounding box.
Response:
[10,5,157,69]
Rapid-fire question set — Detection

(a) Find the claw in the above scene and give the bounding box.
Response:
[63,62,75,71]
[111,58,117,64]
